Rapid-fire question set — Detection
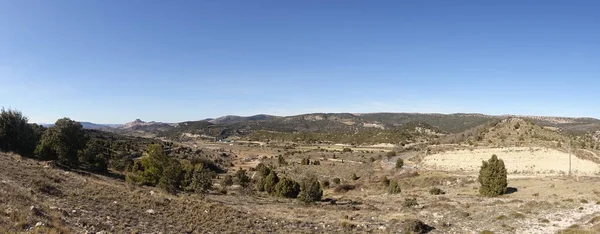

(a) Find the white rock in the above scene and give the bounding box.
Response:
[146,209,155,214]
[35,222,44,227]
[150,191,156,196]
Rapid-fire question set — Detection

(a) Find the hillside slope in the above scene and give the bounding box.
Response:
[0,153,339,233]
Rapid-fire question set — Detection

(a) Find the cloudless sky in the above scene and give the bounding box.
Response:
[1,0,599,124]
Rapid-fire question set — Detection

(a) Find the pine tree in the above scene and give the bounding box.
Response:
[478,154,508,197]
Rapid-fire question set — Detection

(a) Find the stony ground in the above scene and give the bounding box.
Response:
[4,142,600,234]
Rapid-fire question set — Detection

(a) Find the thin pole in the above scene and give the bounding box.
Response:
[569,139,572,177]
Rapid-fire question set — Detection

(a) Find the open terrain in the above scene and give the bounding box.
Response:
[4,113,600,233]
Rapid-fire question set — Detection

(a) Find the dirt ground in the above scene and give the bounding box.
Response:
[422,147,600,176]
[3,142,600,234]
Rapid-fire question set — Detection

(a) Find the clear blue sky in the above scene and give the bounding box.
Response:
[1,0,599,124]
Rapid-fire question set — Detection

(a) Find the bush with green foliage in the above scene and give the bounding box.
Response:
[298,176,323,203]
[301,158,310,165]
[259,170,279,193]
[342,148,353,153]
[35,118,88,166]
[396,158,404,168]
[478,154,507,197]
[312,160,320,165]
[388,180,401,194]
[381,176,390,186]
[77,139,109,173]
[277,155,287,166]
[403,197,419,208]
[126,144,170,186]
[429,187,445,195]
[332,178,341,184]
[235,169,251,187]
[0,108,42,157]
[386,151,397,157]
[321,180,330,188]
[274,177,300,198]
[159,159,183,194]
[222,175,234,187]
[402,219,430,234]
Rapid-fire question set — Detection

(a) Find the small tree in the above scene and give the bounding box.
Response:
[478,154,507,197]
[278,155,287,166]
[262,170,279,194]
[298,176,322,203]
[274,177,300,198]
[158,159,183,194]
[389,180,401,194]
[396,158,404,168]
[235,169,251,187]
[332,178,341,184]
[78,139,109,173]
[222,175,234,187]
[0,108,41,157]
[35,118,87,166]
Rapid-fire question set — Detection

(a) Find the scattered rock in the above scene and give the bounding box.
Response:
[35,222,44,227]
[150,190,156,196]
[146,209,155,214]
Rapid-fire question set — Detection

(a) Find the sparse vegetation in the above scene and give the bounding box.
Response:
[429,187,445,195]
[403,197,419,208]
[389,180,401,194]
[298,176,323,203]
[396,158,404,168]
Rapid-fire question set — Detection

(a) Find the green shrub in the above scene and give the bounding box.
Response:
[78,139,109,173]
[274,177,300,198]
[222,175,234,187]
[478,155,508,197]
[396,158,404,168]
[332,178,341,184]
[126,144,169,186]
[342,148,353,153]
[334,184,356,193]
[312,160,320,165]
[260,170,279,194]
[386,151,397,157]
[402,219,429,234]
[321,180,330,188]
[429,187,445,195]
[36,118,87,166]
[235,169,251,187]
[298,176,322,203]
[403,198,419,208]
[389,180,401,194]
[278,155,287,166]
[158,159,183,194]
[0,108,41,157]
[381,176,390,186]
[301,158,310,165]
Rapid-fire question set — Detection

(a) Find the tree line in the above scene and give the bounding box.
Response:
[0,108,108,172]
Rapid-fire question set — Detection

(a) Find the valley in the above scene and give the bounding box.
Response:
[3,111,600,233]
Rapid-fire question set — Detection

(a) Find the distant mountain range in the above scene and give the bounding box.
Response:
[39,113,600,144]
